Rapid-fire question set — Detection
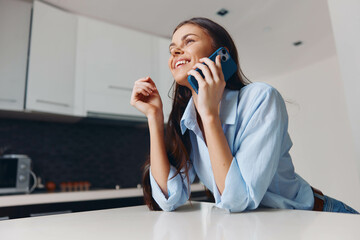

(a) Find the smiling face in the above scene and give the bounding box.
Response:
[168,24,215,88]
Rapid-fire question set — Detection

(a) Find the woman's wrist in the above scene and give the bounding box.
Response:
[147,110,164,127]
[200,112,220,126]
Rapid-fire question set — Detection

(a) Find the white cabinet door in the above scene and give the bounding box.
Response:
[26,0,78,116]
[152,37,173,123]
[77,16,154,119]
[0,0,32,111]
[25,2,173,120]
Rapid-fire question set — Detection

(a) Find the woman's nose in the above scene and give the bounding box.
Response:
[172,47,183,55]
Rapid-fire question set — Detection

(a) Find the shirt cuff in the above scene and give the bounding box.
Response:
[215,157,249,212]
[149,165,184,211]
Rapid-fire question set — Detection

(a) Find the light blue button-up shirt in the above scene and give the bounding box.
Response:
[149,82,314,212]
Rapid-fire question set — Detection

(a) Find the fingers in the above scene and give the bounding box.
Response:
[130,87,148,106]
[200,56,223,83]
[191,62,213,85]
[135,77,157,93]
[136,84,153,96]
[136,76,157,91]
[187,56,224,90]
[215,54,222,68]
[136,81,156,94]
[130,76,157,106]
[188,69,206,89]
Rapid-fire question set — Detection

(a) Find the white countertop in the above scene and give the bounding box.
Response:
[0,183,205,207]
[1,201,359,240]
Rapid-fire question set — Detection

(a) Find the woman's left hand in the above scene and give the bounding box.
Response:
[188,55,226,120]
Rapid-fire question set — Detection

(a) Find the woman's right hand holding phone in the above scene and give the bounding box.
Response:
[130,76,163,121]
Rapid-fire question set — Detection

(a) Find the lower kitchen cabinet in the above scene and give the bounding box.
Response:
[0,196,144,219]
[0,188,208,220]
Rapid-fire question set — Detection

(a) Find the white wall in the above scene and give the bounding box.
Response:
[256,56,360,210]
[327,0,360,185]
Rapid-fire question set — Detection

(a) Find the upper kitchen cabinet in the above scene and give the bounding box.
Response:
[76,16,155,120]
[0,0,32,111]
[22,0,172,121]
[152,37,173,122]
[26,1,80,116]
[77,16,173,121]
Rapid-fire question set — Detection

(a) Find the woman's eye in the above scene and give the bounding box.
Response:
[185,38,194,45]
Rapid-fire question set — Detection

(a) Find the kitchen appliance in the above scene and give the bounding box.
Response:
[0,154,35,194]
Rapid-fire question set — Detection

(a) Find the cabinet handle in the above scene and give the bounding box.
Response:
[0,98,17,103]
[36,99,70,108]
[108,85,132,92]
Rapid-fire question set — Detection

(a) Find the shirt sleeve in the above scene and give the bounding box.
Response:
[215,86,289,212]
[149,162,196,211]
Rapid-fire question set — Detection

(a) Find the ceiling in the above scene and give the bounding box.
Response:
[42,0,337,79]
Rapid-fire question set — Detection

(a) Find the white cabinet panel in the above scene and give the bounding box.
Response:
[24,1,172,121]
[85,91,143,119]
[77,16,154,119]
[26,0,77,115]
[152,37,173,122]
[0,0,32,111]
[80,17,153,92]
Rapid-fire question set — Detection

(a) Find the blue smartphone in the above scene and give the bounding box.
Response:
[187,47,237,94]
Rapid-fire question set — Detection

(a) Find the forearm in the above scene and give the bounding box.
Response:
[147,112,170,197]
[202,115,233,194]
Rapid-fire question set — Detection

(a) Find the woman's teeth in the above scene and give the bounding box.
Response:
[175,60,189,68]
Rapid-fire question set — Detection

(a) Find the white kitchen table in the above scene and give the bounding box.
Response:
[0,201,359,240]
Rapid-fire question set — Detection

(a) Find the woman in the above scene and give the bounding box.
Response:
[130,17,358,214]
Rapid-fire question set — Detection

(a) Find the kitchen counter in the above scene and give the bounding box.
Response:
[0,188,142,208]
[0,201,359,240]
[0,183,205,207]
[0,184,208,219]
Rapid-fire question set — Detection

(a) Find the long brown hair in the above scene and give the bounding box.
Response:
[142,17,250,210]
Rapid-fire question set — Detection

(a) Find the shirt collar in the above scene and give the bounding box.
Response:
[180,89,239,135]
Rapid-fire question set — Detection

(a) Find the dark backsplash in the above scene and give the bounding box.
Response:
[0,117,150,190]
